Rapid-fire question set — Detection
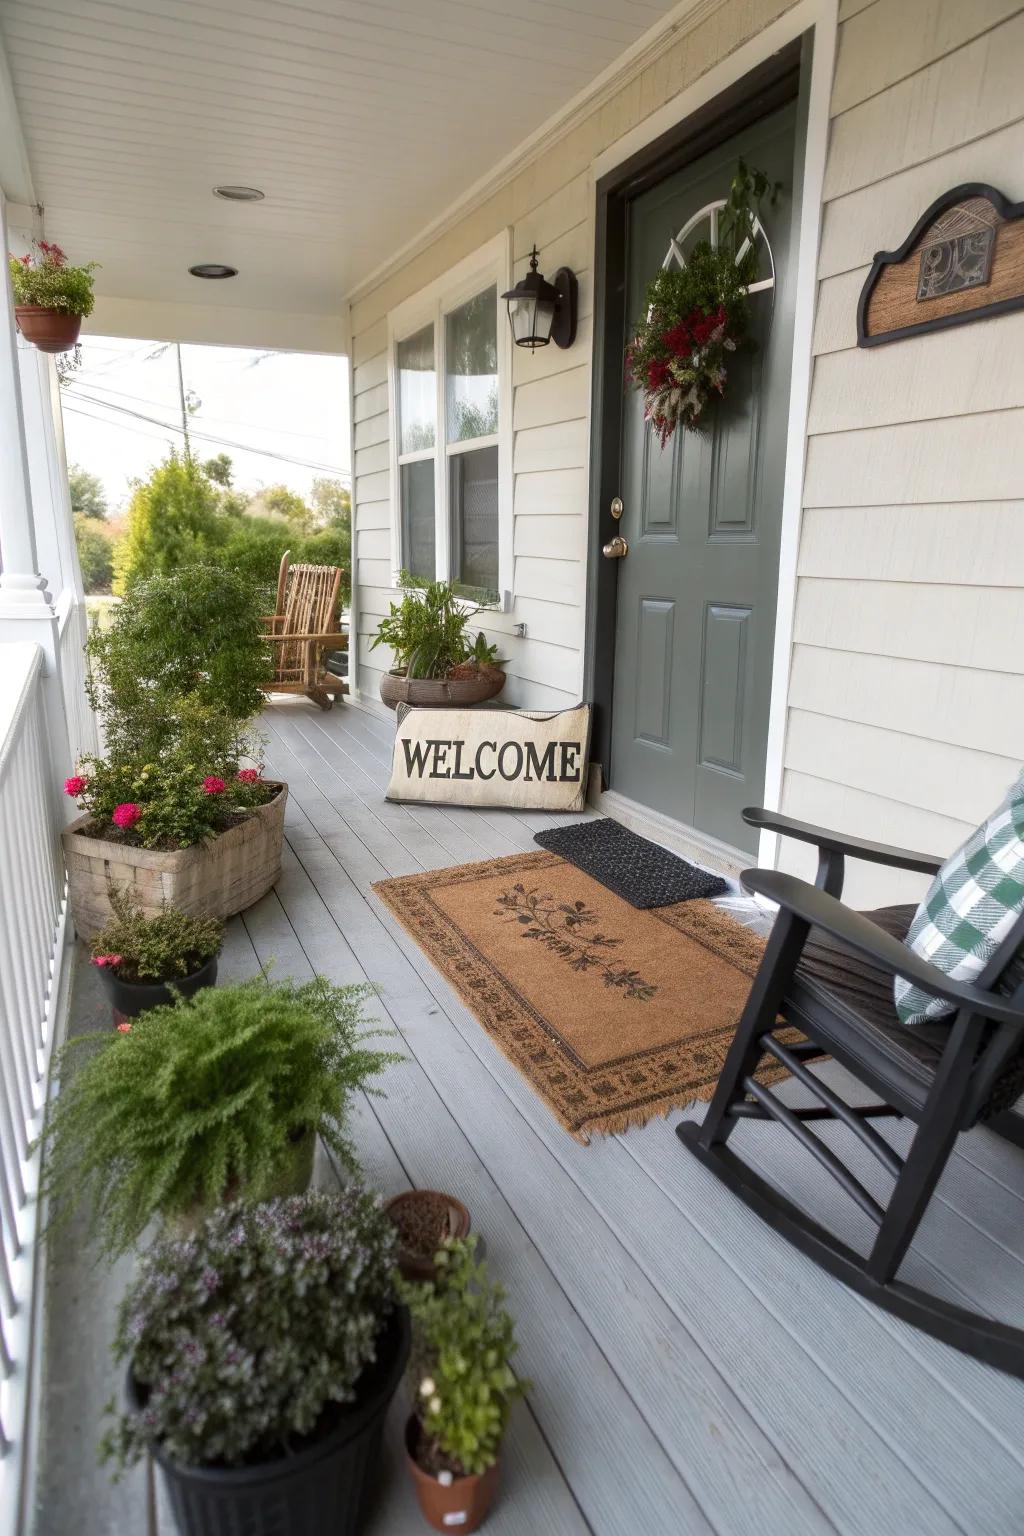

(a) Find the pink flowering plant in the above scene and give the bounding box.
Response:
[65,740,272,851]
[625,161,778,444]
[8,239,97,317]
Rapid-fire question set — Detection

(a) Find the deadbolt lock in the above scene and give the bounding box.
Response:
[610,496,624,520]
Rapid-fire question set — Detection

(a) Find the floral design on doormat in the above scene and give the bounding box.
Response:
[494,882,658,1001]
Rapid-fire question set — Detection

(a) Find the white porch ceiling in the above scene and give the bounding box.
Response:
[0,0,679,345]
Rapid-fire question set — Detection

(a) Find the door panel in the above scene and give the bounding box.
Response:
[608,103,797,855]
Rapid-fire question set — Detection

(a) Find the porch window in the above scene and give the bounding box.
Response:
[389,236,511,607]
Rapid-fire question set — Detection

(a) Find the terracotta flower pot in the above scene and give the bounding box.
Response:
[404,1416,499,1534]
[379,670,505,711]
[383,1190,471,1283]
[15,305,83,353]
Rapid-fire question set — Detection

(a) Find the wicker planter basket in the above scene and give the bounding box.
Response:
[63,784,288,940]
[379,670,505,711]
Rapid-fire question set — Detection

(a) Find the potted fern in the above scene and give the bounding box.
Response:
[89,886,223,1026]
[371,577,506,709]
[400,1238,529,1532]
[8,239,97,353]
[38,975,402,1257]
[104,1191,410,1536]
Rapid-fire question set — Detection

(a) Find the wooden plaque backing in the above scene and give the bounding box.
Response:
[858,183,1024,348]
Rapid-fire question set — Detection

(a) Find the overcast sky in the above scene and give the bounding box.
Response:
[61,335,350,513]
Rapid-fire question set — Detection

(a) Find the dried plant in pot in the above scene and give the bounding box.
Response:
[399,1238,530,1533]
[8,239,98,352]
[89,885,224,1026]
[105,1191,411,1536]
[372,577,506,710]
[383,1189,472,1282]
[37,974,402,1259]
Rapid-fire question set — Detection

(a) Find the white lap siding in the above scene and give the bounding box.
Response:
[777,0,1024,907]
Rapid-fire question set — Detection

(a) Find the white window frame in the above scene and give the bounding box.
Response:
[386,230,513,609]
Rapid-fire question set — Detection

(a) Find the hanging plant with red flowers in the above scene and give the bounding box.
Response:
[625,161,779,445]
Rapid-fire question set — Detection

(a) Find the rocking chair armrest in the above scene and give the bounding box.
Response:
[265,631,348,646]
[743,868,1024,1030]
[743,807,944,877]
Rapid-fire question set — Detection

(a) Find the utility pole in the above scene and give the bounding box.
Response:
[175,342,191,460]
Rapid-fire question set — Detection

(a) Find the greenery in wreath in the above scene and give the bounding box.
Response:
[625,161,779,445]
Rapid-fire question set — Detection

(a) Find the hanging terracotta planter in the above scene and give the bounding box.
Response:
[8,239,97,355]
[14,305,83,354]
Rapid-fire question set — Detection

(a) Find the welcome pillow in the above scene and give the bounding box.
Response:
[386,703,591,812]
[895,768,1024,1028]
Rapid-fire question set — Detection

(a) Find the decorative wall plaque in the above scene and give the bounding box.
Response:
[857,183,1024,347]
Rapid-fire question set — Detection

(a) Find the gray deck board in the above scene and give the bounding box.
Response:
[32,694,1024,1536]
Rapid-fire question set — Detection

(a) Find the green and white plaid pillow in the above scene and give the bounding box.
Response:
[895,769,1024,1028]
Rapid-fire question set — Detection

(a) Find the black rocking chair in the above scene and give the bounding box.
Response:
[678,807,1024,1376]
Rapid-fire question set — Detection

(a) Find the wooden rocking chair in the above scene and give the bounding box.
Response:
[262,550,348,711]
[678,807,1024,1376]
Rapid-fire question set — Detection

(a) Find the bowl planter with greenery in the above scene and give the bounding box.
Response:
[38,974,402,1257]
[371,577,506,710]
[384,1190,472,1283]
[61,566,285,937]
[400,1238,529,1533]
[104,1191,410,1536]
[90,886,224,1026]
[8,239,97,352]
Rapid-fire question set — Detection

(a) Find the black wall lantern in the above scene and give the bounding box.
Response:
[502,246,578,350]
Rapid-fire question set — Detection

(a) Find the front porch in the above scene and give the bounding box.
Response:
[32,696,1024,1536]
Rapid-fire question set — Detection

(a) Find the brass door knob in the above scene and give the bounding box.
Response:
[602,534,628,559]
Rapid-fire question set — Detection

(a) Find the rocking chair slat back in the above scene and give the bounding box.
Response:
[264,551,347,710]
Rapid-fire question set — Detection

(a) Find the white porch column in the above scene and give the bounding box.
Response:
[0,191,76,801]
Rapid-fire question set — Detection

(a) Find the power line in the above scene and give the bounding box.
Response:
[62,391,350,479]
[67,374,341,442]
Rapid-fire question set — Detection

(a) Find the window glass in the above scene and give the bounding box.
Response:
[400,459,436,583]
[450,445,498,599]
[397,324,435,453]
[445,286,498,443]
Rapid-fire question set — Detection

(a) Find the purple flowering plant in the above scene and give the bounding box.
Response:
[102,1190,398,1472]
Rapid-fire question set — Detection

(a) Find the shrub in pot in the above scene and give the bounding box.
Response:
[102,1190,410,1536]
[38,974,402,1258]
[64,567,284,935]
[90,885,224,1026]
[8,239,97,352]
[371,576,506,709]
[400,1238,529,1533]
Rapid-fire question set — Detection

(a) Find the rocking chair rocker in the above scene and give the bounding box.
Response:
[262,550,348,711]
[678,806,1024,1376]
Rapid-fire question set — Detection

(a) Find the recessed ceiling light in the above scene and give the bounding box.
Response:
[189,262,238,279]
[213,185,265,201]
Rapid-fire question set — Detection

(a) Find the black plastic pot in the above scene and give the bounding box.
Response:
[97,953,219,1025]
[131,1304,410,1536]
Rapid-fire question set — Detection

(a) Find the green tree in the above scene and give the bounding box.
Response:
[203,452,233,487]
[310,477,351,526]
[74,514,114,593]
[68,464,107,521]
[257,484,314,533]
[115,451,225,591]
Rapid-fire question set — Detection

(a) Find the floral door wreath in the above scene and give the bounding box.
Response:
[625,161,780,445]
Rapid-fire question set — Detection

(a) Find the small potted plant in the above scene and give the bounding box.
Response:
[89,885,223,1026]
[103,1191,410,1536]
[400,1238,529,1533]
[38,974,402,1257]
[384,1189,472,1282]
[8,239,98,353]
[371,577,506,709]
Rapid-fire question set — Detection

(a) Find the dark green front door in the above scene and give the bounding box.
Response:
[608,104,797,855]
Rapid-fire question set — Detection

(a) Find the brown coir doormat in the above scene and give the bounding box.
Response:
[373,850,785,1142]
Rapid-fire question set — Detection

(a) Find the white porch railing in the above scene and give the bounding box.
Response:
[57,589,99,764]
[0,642,71,1536]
